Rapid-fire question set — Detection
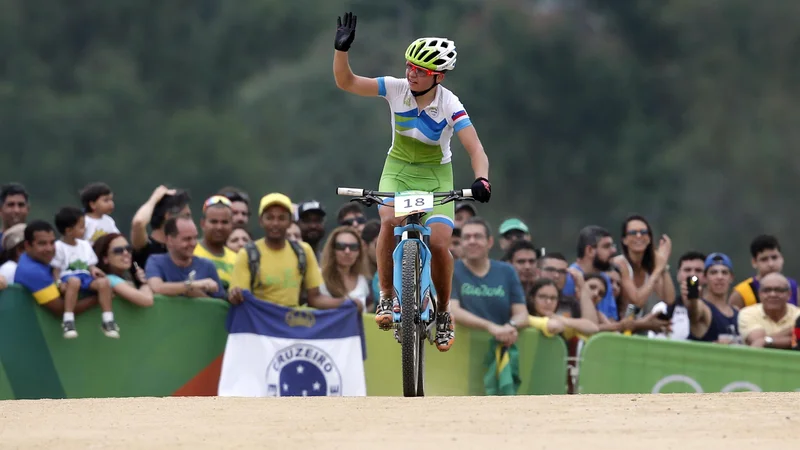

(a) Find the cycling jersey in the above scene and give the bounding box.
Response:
[377,76,473,165]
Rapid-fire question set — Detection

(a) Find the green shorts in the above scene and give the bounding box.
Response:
[378,155,455,228]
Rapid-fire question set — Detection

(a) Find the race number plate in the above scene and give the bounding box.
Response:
[394,191,434,217]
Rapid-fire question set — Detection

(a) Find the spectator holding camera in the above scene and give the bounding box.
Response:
[647,251,703,340]
[684,253,740,343]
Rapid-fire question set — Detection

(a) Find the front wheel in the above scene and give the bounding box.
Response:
[400,240,422,397]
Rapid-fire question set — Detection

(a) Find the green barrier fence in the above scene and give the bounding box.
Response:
[362,315,569,395]
[578,333,800,394]
[0,285,569,399]
[0,285,229,400]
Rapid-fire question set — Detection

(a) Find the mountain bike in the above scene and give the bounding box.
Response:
[336,187,474,397]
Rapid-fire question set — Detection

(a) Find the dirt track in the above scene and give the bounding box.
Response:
[0,393,797,449]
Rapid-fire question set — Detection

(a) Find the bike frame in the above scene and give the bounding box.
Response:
[335,186,473,331]
[337,187,473,397]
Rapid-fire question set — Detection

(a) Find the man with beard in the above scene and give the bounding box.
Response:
[562,225,619,320]
[194,196,236,290]
[296,200,327,259]
[228,193,358,311]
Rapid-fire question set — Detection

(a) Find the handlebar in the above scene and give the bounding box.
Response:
[336,188,472,198]
[336,187,474,208]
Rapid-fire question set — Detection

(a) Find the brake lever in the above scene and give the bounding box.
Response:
[350,197,372,207]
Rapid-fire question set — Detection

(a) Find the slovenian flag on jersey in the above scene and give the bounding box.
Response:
[451,110,468,121]
[217,291,367,397]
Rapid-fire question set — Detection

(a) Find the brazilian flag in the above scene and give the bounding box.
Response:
[483,338,521,395]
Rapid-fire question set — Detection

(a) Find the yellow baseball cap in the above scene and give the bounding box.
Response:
[258,193,293,216]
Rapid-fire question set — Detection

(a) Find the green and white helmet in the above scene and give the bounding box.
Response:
[404,37,457,72]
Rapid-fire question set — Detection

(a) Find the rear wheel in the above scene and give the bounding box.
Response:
[400,240,421,397]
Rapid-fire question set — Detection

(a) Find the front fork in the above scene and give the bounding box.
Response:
[391,224,434,327]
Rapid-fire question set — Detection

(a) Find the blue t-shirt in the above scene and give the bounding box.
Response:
[451,259,525,326]
[145,254,226,300]
[15,253,60,305]
[563,263,619,320]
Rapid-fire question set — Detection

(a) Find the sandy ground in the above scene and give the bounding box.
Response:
[0,393,797,449]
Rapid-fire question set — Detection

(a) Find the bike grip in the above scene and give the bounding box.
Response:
[461,188,473,198]
[337,187,364,197]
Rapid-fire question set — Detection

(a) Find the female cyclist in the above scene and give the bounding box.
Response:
[332,11,491,352]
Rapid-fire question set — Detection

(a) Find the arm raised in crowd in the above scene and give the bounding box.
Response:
[131,186,175,250]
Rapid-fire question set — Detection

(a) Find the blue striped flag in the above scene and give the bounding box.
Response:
[218,291,366,397]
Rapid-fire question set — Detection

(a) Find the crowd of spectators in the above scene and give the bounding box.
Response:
[2,181,799,393]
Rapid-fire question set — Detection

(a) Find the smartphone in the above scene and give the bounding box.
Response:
[132,262,143,286]
[687,275,700,300]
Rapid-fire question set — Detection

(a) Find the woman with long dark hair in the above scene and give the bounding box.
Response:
[319,226,371,312]
[612,214,675,316]
[93,233,154,307]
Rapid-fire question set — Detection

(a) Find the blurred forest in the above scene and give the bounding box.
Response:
[1,0,799,273]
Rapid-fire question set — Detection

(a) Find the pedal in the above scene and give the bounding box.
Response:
[394,327,402,344]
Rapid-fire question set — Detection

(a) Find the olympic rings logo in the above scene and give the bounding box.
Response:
[651,374,766,394]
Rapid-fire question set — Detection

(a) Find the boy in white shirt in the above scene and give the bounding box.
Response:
[52,206,119,339]
[80,182,120,243]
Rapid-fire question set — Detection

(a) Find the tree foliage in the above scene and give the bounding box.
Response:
[1,0,798,271]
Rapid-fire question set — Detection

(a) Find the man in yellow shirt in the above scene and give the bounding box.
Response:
[738,272,800,349]
[194,195,237,290]
[228,193,359,311]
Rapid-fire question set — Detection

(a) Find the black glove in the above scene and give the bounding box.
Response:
[335,12,357,52]
[471,177,491,203]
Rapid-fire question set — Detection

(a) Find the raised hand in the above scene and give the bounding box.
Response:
[335,12,357,52]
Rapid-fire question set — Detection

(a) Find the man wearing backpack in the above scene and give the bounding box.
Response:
[227,193,361,312]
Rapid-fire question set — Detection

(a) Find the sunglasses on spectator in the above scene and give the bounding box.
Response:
[340,216,367,226]
[761,286,790,294]
[334,242,360,252]
[406,62,443,77]
[626,229,649,237]
[111,245,133,255]
[203,195,232,213]
[221,191,250,204]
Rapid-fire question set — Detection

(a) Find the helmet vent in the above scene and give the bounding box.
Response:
[423,50,440,63]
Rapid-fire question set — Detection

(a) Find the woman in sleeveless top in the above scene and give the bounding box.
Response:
[612,215,675,323]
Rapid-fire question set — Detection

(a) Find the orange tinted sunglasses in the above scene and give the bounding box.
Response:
[406,62,442,77]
